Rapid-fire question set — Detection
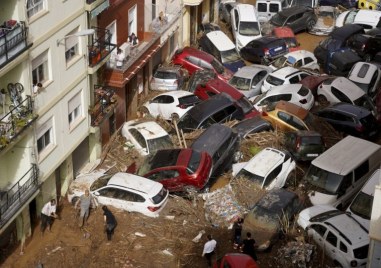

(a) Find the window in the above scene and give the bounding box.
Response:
[27,0,45,18]
[32,51,49,91]
[304,57,314,65]
[37,118,54,155]
[269,3,280,12]
[264,164,282,187]
[331,87,351,103]
[340,241,348,253]
[289,75,300,84]
[68,92,83,126]
[311,224,327,237]
[65,29,80,63]
[129,129,146,148]
[257,3,267,12]
[326,231,338,247]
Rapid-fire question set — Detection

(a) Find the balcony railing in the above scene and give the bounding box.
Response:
[0,95,38,151]
[108,12,181,72]
[88,27,117,68]
[0,164,39,228]
[90,85,117,126]
[0,20,31,69]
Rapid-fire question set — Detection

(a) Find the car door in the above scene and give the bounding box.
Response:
[324,230,340,264]
[147,169,182,192]
[94,187,120,208]
[157,95,175,119]
[127,128,147,154]
[120,190,147,215]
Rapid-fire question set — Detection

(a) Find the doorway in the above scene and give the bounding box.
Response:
[106,20,117,45]
[128,5,137,36]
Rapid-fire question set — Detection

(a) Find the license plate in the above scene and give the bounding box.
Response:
[307,154,318,157]
[274,47,282,52]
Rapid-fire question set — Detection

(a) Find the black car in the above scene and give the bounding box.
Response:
[284,130,325,161]
[314,24,365,66]
[315,103,379,139]
[232,116,273,139]
[347,34,381,62]
[177,93,246,133]
[240,36,288,64]
[269,6,317,34]
[191,124,240,179]
[323,48,362,76]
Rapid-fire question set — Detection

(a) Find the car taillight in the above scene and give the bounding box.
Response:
[264,48,270,56]
[177,104,187,109]
[148,206,161,212]
[299,99,307,104]
[355,124,365,132]
[350,260,357,267]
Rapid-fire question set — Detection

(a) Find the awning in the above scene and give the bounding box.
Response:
[183,0,203,6]
[90,0,110,19]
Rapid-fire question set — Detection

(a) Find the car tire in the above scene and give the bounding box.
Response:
[307,20,316,31]
[364,54,372,62]
[71,196,79,206]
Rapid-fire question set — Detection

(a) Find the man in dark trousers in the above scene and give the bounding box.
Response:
[102,205,117,241]
[202,234,217,267]
[241,232,258,261]
[233,217,244,249]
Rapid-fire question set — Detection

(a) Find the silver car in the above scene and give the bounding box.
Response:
[309,6,338,36]
[150,65,188,91]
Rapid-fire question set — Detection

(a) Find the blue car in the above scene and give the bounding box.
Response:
[240,36,289,65]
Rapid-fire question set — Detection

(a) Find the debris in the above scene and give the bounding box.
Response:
[134,232,146,237]
[278,239,316,268]
[47,246,62,255]
[192,230,205,243]
[162,249,174,256]
[165,215,175,220]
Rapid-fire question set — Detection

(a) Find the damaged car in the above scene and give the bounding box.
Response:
[309,6,338,36]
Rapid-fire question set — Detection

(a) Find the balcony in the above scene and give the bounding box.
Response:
[0,164,39,229]
[0,95,38,151]
[0,20,32,70]
[90,85,117,126]
[88,27,117,75]
[105,11,181,87]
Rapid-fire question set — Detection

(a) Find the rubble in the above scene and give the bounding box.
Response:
[277,238,316,268]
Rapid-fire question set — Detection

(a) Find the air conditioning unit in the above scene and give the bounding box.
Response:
[119,42,131,57]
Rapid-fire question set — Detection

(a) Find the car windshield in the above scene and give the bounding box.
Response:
[236,168,264,185]
[229,76,251,91]
[354,81,370,93]
[187,150,202,174]
[177,112,200,130]
[349,191,373,220]
[239,21,260,36]
[221,48,242,64]
[271,13,288,26]
[90,175,113,191]
[305,164,344,194]
[353,95,375,112]
[266,75,284,86]
[211,59,226,74]
[151,187,168,204]
[179,95,201,106]
[147,136,173,154]
[353,245,369,259]
[272,56,288,68]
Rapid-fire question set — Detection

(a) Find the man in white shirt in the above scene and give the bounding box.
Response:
[40,199,58,235]
[202,234,217,267]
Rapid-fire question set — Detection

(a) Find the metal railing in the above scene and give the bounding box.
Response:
[0,21,30,69]
[90,85,116,126]
[0,164,39,228]
[0,95,37,151]
[88,27,117,67]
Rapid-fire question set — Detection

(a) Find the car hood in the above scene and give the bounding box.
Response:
[297,204,338,229]
[308,190,337,206]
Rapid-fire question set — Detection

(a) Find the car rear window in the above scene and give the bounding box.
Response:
[187,150,202,174]
[162,72,177,80]
[357,64,370,78]
[257,3,267,12]
[297,86,310,97]
[270,3,280,12]
[179,95,200,106]
[151,187,168,204]
[353,245,369,259]
[266,75,284,86]
[301,136,322,145]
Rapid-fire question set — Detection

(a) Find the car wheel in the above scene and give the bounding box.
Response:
[317,95,328,105]
[71,196,79,206]
[307,20,316,31]
[171,113,179,123]
[364,54,372,62]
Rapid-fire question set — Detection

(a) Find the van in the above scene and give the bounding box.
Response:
[304,135,381,208]
[198,30,245,72]
[256,0,290,23]
[346,169,380,231]
[230,4,262,51]
[191,124,240,179]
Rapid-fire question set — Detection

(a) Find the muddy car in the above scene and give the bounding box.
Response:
[309,6,338,36]
[242,189,304,251]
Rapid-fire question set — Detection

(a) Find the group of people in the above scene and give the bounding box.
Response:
[115,32,139,68]
[40,190,117,241]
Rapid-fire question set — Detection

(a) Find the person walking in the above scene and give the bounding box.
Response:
[202,234,217,268]
[40,199,58,235]
[75,189,97,228]
[233,217,244,249]
[241,232,258,261]
[102,206,117,241]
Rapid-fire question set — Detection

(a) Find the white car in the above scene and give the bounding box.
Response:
[269,50,320,72]
[261,66,311,93]
[336,9,381,33]
[297,205,369,267]
[251,84,315,111]
[142,90,200,121]
[121,120,173,156]
[348,62,381,99]
[228,65,273,98]
[232,147,296,190]
[67,172,169,218]
[317,76,378,116]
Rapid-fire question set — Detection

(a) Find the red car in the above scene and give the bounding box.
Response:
[194,78,260,119]
[171,46,233,82]
[137,148,213,193]
[272,27,300,52]
[213,253,259,268]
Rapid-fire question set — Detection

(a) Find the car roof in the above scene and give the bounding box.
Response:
[272,26,295,38]
[223,253,259,268]
[107,172,162,195]
[322,103,372,118]
[265,84,303,96]
[288,130,322,137]
[255,188,298,213]
[206,30,236,51]
[233,65,272,79]
[191,124,237,156]
[235,4,258,22]
[233,116,271,133]
[124,120,169,139]
[273,100,309,119]
[244,148,285,177]
[204,78,243,100]
[353,10,381,25]
[330,77,365,100]
[146,148,183,169]
[270,66,301,79]
[311,136,381,175]
[330,24,364,41]
[285,50,315,61]
[349,62,379,84]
